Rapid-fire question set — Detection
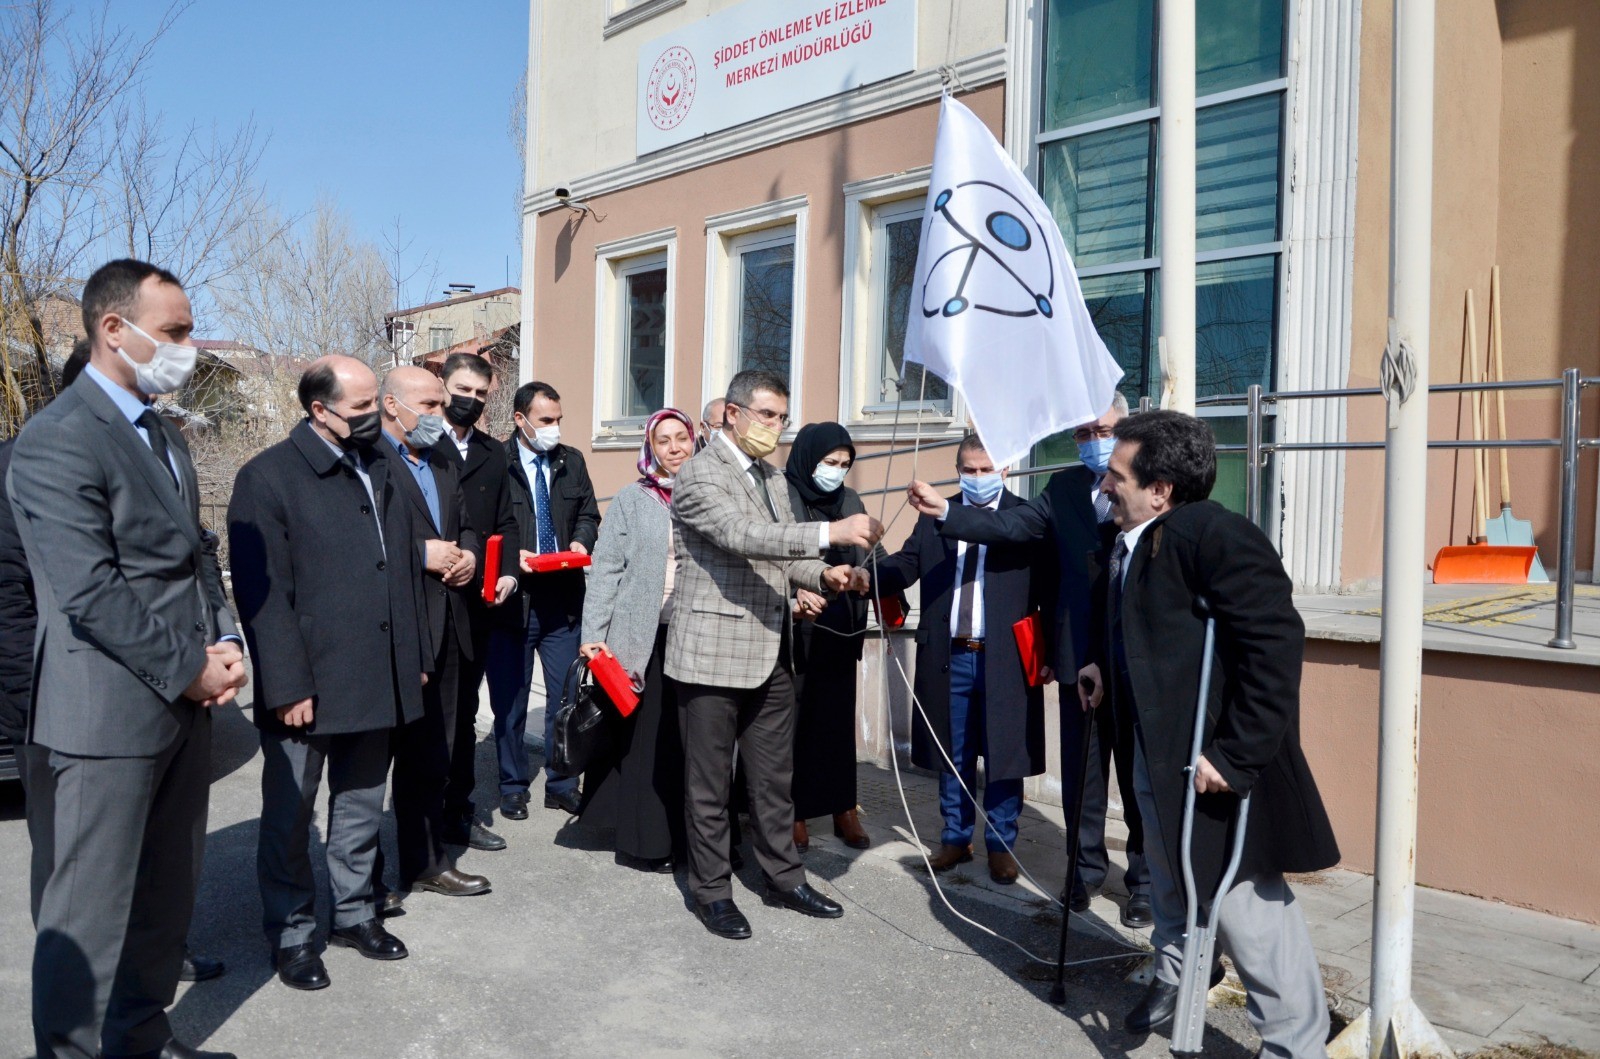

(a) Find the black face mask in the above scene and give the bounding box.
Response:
[444,393,485,428]
[326,407,383,450]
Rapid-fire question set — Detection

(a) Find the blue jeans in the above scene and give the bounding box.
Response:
[939,648,1022,851]
[484,600,580,797]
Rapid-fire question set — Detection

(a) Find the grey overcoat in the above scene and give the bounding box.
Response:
[581,482,672,679]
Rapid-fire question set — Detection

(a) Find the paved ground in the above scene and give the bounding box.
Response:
[0,698,1595,1058]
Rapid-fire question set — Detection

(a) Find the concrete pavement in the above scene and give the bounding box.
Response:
[1,698,1595,1057]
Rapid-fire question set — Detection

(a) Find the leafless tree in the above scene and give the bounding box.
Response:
[212,200,395,369]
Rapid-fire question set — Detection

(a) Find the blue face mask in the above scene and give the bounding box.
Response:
[959,472,1005,505]
[1077,436,1116,474]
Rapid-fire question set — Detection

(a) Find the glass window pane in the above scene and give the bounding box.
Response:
[623,267,666,417]
[737,242,794,382]
[1042,0,1154,128]
[1196,93,1282,251]
[881,215,949,406]
[1197,0,1284,95]
[1195,254,1276,396]
[1041,122,1154,268]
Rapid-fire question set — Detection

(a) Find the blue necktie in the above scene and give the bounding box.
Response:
[534,454,558,554]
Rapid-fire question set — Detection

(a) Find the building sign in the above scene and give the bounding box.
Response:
[636,0,916,155]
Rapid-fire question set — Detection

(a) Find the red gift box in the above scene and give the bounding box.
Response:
[482,535,503,604]
[1012,611,1048,688]
[588,651,641,717]
[522,550,592,573]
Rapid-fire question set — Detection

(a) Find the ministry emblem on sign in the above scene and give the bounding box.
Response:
[646,46,697,131]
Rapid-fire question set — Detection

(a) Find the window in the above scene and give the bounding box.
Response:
[838,172,963,436]
[429,326,454,352]
[594,229,676,444]
[703,197,808,431]
[1034,0,1287,509]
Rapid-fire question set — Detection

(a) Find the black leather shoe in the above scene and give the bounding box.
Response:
[1121,892,1154,928]
[617,851,675,873]
[764,882,844,919]
[329,918,408,961]
[500,791,530,820]
[446,819,507,851]
[411,868,491,896]
[155,1040,238,1059]
[1067,878,1091,913]
[695,899,752,940]
[544,787,582,814]
[1124,961,1224,1033]
[273,943,330,991]
[379,891,405,917]
[178,948,225,983]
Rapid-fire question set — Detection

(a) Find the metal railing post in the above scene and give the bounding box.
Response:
[1245,383,1264,525]
[1549,367,1580,649]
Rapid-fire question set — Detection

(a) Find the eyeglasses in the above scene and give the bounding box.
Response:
[1072,425,1115,442]
[730,403,790,429]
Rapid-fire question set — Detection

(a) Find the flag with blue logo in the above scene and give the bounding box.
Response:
[903,94,1123,468]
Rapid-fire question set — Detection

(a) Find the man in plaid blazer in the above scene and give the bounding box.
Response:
[666,369,882,939]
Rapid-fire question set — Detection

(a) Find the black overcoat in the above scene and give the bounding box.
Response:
[229,421,428,736]
[503,437,600,623]
[0,441,34,743]
[379,438,480,663]
[1090,500,1339,907]
[434,430,521,626]
[875,492,1055,781]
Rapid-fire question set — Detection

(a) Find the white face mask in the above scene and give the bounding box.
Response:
[812,462,848,493]
[117,319,197,396]
[522,422,560,452]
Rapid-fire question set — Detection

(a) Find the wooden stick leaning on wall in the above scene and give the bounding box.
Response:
[1466,289,1489,543]
[1490,265,1511,509]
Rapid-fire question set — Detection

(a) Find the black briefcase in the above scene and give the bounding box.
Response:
[549,658,612,776]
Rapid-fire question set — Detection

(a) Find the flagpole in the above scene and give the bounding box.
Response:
[1158,0,1196,414]
[1329,1,1453,1054]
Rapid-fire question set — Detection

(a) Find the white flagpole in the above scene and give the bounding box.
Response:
[1329,2,1453,1054]
[1159,0,1196,414]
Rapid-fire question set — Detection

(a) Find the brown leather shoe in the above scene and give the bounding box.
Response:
[410,868,491,896]
[927,843,973,871]
[988,849,1019,884]
[833,808,870,849]
[793,819,809,853]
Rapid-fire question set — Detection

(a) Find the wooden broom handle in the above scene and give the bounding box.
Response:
[1491,266,1511,507]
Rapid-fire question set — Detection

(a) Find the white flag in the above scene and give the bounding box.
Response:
[903,95,1123,468]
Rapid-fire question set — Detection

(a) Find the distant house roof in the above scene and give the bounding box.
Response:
[386,286,520,322]
[413,324,519,372]
[193,338,258,353]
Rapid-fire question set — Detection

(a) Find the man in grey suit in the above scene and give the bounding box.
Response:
[666,369,880,939]
[7,259,247,1059]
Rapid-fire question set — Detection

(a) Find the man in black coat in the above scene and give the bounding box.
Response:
[434,353,520,852]
[229,355,428,992]
[483,380,600,819]
[373,366,491,903]
[1077,410,1338,1053]
[876,435,1055,884]
[909,392,1150,925]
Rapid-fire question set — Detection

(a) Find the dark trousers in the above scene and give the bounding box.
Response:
[484,598,580,797]
[32,715,210,1059]
[19,741,53,926]
[1076,699,1148,895]
[939,649,1022,851]
[385,614,463,888]
[445,613,494,821]
[258,726,390,949]
[681,665,806,904]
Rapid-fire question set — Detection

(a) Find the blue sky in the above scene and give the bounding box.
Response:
[110,0,529,313]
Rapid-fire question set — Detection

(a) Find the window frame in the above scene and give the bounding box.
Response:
[837,169,968,441]
[592,227,677,448]
[702,196,808,439]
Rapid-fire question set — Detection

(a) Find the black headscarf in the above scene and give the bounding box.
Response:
[784,421,857,521]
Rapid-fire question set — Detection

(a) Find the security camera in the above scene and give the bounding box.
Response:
[554,187,601,220]
[555,187,572,200]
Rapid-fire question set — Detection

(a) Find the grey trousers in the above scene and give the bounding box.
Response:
[258,726,391,948]
[32,715,211,1059]
[1134,742,1330,1059]
[680,665,806,903]
[20,741,54,926]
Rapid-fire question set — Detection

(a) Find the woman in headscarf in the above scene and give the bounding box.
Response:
[784,421,902,853]
[578,408,696,871]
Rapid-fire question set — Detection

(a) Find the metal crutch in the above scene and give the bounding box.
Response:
[1171,607,1252,1057]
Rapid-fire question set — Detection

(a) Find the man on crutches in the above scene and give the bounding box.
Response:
[1076,410,1340,1058]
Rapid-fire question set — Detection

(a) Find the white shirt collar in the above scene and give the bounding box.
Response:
[1118,516,1155,558]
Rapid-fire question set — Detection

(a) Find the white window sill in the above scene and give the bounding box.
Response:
[603,0,685,39]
